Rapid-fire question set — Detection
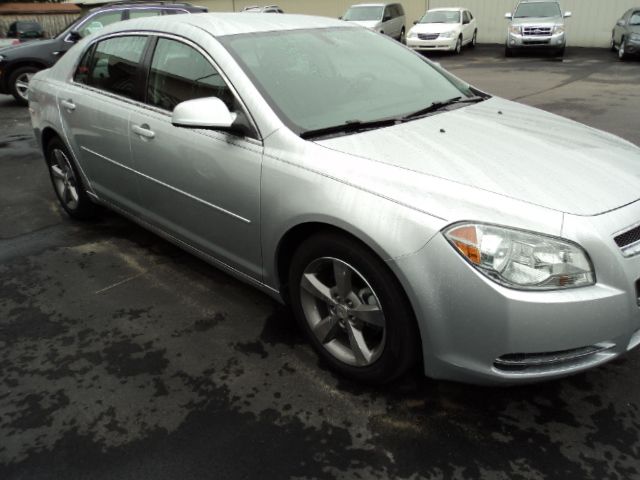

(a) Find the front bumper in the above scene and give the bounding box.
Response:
[507,31,565,49]
[624,37,640,55]
[0,61,8,94]
[407,36,457,51]
[390,201,640,385]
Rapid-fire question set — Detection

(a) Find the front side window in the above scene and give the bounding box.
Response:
[220,27,472,134]
[514,2,561,18]
[76,36,147,99]
[343,6,383,21]
[78,11,123,38]
[420,11,461,24]
[147,38,233,111]
[463,11,471,23]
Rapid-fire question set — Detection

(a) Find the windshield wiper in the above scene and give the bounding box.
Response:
[401,96,486,121]
[300,118,399,140]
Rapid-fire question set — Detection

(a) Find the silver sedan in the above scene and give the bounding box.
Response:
[28,13,640,385]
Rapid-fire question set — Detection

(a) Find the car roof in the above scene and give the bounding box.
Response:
[428,7,465,12]
[102,11,350,36]
[348,3,394,7]
[88,2,200,12]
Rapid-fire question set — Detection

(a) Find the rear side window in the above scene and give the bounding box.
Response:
[146,38,234,111]
[128,8,163,19]
[631,11,640,25]
[78,11,123,38]
[75,36,147,100]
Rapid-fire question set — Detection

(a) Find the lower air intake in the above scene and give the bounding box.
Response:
[494,344,614,372]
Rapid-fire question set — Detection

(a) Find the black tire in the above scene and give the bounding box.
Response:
[454,36,462,55]
[610,35,617,52]
[8,65,39,106]
[45,137,98,220]
[555,47,565,58]
[289,232,420,384]
[471,30,477,48]
[399,27,405,44]
[505,46,514,57]
[618,37,628,60]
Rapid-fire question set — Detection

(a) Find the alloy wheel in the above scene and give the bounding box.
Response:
[14,71,33,102]
[50,148,79,210]
[299,257,386,367]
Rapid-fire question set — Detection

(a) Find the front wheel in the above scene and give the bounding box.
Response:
[505,46,514,57]
[46,137,98,220]
[471,30,477,48]
[399,27,406,44]
[9,65,39,105]
[453,36,462,55]
[610,35,617,52]
[289,233,419,384]
[618,38,628,60]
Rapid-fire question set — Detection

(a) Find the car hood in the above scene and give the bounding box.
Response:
[345,20,380,29]
[315,98,640,216]
[0,37,55,56]
[411,23,461,34]
[511,16,562,25]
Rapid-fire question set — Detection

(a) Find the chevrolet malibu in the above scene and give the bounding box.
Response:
[29,13,640,385]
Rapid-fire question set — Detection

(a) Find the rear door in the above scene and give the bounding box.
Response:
[59,34,149,209]
[128,36,263,278]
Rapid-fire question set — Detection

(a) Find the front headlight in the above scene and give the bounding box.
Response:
[408,29,417,38]
[509,25,522,35]
[631,33,640,41]
[553,25,565,34]
[439,30,456,38]
[444,223,595,290]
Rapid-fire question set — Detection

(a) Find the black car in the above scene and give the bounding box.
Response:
[0,2,207,104]
[7,20,45,40]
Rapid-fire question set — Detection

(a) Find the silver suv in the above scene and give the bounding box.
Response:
[504,0,571,57]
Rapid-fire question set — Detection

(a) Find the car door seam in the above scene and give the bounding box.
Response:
[80,145,252,224]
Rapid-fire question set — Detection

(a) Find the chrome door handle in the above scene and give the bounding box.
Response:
[60,99,76,111]
[132,124,155,139]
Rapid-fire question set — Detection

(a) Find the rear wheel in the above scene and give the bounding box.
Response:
[9,65,39,105]
[610,35,616,52]
[471,30,477,48]
[289,233,419,384]
[46,137,97,220]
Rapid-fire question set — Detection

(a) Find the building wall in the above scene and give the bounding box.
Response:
[0,13,80,39]
[197,0,635,47]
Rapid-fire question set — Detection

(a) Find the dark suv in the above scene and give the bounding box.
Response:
[0,2,207,104]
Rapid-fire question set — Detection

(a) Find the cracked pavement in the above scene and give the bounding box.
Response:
[1,46,639,479]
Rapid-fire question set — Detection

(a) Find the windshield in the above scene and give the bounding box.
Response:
[514,2,561,18]
[54,15,83,39]
[343,6,383,21]
[420,10,460,24]
[220,27,473,135]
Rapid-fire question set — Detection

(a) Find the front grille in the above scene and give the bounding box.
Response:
[522,26,552,36]
[418,33,440,40]
[614,224,640,257]
[615,224,640,247]
[523,40,550,45]
[494,344,614,372]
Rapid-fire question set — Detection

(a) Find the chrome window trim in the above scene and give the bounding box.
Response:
[68,30,263,142]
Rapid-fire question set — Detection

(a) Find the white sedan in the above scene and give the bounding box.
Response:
[407,8,477,54]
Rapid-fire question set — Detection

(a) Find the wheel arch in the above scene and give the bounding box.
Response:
[275,221,395,303]
[3,60,47,90]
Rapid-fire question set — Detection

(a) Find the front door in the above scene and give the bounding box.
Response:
[129,37,263,278]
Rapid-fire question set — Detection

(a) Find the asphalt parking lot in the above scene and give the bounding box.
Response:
[1,46,639,480]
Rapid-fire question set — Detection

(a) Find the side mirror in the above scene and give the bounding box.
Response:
[413,20,418,25]
[564,11,572,18]
[504,12,512,19]
[68,30,81,42]
[463,19,470,25]
[616,19,625,26]
[338,16,342,20]
[383,15,392,22]
[172,97,237,130]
